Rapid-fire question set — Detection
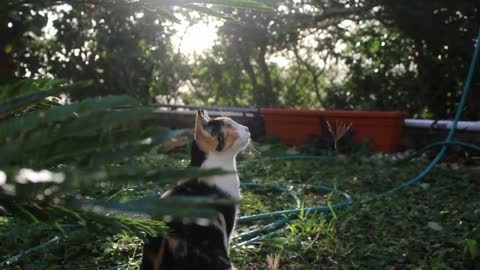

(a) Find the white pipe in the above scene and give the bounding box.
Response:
[405,119,480,131]
[152,108,257,118]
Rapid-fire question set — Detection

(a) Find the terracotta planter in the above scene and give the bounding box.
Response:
[260,108,407,153]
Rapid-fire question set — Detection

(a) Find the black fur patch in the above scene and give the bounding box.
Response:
[141,180,236,270]
[169,180,237,239]
[216,134,225,151]
[205,119,225,151]
[190,140,206,167]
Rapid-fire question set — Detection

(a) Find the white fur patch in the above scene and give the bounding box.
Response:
[201,152,241,198]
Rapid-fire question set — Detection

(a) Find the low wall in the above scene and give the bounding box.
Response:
[148,104,479,155]
[148,104,264,140]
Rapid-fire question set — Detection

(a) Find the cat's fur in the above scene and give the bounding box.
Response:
[141,110,250,270]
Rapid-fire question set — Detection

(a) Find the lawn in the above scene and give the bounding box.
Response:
[1,144,479,270]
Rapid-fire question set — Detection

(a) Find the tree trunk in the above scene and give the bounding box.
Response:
[235,43,263,106]
[257,42,278,107]
[0,40,16,84]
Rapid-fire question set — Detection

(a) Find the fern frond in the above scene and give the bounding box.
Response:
[0,81,91,119]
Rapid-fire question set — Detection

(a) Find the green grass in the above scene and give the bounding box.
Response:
[1,145,479,269]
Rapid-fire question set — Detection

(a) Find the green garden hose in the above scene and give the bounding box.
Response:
[235,29,480,245]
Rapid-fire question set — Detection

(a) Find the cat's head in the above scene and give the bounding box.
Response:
[194,110,250,155]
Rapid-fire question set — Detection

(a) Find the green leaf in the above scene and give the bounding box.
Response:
[149,128,191,144]
[149,8,181,23]
[183,4,243,23]
[84,129,189,165]
[70,195,237,221]
[156,0,275,11]
[1,166,228,200]
[427,221,443,231]
[0,109,159,166]
[0,79,64,103]
[0,81,92,119]
[41,127,168,165]
[0,95,139,141]
[463,239,478,259]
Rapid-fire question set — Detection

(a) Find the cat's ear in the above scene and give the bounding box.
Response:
[194,109,210,133]
[199,109,210,122]
[194,110,216,152]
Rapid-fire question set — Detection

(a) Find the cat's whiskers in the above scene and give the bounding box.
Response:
[249,140,262,151]
[245,139,262,160]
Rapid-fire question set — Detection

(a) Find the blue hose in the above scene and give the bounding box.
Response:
[234,28,480,245]
[0,236,61,267]
[362,29,480,202]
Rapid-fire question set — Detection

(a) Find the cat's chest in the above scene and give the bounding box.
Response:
[207,174,241,199]
[200,154,241,199]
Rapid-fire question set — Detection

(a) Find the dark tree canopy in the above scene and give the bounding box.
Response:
[2,0,479,118]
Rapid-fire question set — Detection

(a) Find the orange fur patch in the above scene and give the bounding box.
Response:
[194,113,218,153]
[166,239,180,253]
[195,135,217,153]
[223,128,240,151]
[214,118,240,151]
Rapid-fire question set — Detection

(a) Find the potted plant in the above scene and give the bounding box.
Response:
[260,108,407,153]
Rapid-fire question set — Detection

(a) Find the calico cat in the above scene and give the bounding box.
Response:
[141,110,250,270]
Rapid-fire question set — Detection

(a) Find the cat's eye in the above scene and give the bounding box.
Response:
[225,123,233,128]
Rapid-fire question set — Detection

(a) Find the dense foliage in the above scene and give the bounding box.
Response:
[194,0,480,118]
[1,0,271,103]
